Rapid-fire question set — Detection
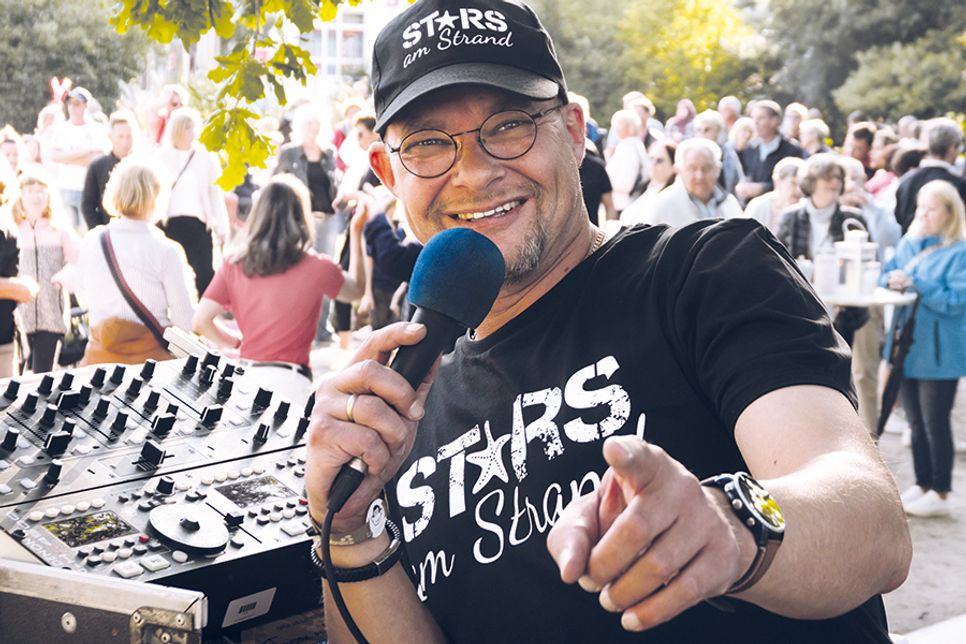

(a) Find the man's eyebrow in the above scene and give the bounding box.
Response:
[391,97,556,135]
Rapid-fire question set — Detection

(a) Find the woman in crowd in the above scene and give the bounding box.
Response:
[0,181,37,378]
[883,180,966,518]
[742,156,804,235]
[728,116,755,173]
[10,171,81,372]
[153,107,229,295]
[799,118,832,158]
[664,98,696,142]
[77,159,196,364]
[866,128,900,196]
[192,174,366,403]
[619,139,677,226]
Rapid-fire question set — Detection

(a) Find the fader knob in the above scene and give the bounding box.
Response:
[254,423,271,443]
[1,428,19,451]
[93,399,110,418]
[111,411,129,433]
[40,404,58,428]
[43,431,71,456]
[3,379,20,400]
[274,401,290,421]
[43,459,63,485]
[37,374,54,395]
[110,365,126,385]
[127,377,143,396]
[140,440,166,468]
[58,372,74,390]
[140,359,157,380]
[253,388,272,410]
[156,475,175,496]
[21,392,39,413]
[166,403,180,417]
[221,363,235,378]
[90,367,106,388]
[200,406,223,427]
[182,354,199,375]
[200,365,217,386]
[151,414,176,436]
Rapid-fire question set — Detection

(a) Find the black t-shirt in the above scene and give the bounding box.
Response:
[306,159,333,214]
[579,153,612,223]
[387,219,890,643]
[0,227,18,344]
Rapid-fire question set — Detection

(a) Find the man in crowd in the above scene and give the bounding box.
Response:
[81,111,137,229]
[844,122,877,180]
[641,138,741,225]
[717,95,742,134]
[46,87,107,230]
[735,99,803,203]
[305,1,910,642]
[893,117,966,233]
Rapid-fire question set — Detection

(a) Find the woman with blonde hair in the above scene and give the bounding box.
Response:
[883,180,966,517]
[153,107,229,295]
[77,158,197,364]
[193,174,366,402]
[11,171,81,372]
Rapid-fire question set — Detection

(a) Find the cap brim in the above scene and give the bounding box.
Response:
[375,62,561,134]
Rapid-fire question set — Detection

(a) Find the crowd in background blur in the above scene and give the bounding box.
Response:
[0,80,963,516]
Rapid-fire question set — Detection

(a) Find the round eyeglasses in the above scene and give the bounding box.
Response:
[387,105,564,179]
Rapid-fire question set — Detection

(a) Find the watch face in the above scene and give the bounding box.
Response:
[366,497,387,537]
[736,473,785,532]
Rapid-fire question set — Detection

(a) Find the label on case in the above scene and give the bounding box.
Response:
[222,587,277,627]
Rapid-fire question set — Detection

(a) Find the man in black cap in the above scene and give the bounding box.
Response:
[305,2,911,642]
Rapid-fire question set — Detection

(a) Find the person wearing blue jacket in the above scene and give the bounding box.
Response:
[882,180,966,517]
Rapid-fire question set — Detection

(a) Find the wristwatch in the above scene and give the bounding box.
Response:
[702,472,785,594]
[310,497,388,546]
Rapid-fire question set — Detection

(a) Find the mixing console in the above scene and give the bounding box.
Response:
[0,352,323,633]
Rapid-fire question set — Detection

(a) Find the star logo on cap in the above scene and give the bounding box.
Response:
[435,10,459,30]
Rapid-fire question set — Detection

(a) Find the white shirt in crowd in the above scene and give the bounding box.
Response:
[606,137,648,212]
[639,179,742,227]
[152,146,230,239]
[48,120,107,191]
[77,218,197,330]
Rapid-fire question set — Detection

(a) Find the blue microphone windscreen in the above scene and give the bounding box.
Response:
[408,228,506,328]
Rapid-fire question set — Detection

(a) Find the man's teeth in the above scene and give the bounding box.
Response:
[455,200,521,221]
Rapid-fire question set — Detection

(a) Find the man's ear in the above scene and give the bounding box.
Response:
[368,141,398,195]
[561,102,587,165]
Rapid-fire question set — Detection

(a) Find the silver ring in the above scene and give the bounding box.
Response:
[345,393,359,423]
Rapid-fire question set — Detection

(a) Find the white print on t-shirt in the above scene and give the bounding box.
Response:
[401,8,513,69]
[415,549,455,601]
[397,355,631,595]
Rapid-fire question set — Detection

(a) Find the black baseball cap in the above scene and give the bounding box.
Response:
[371,0,567,134]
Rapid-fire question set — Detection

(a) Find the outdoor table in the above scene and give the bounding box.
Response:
[817,287,918,309]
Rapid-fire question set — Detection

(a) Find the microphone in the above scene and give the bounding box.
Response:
[328,228,505,511]
[390,227,506,388]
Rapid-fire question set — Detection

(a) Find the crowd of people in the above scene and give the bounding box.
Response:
[0,20,962,535]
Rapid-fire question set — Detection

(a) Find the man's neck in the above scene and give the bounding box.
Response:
[760,133,778,145]
[474,220,595,339]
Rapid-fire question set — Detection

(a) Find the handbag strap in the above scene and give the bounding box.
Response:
[99,229,167,347]
[172,149,196,190]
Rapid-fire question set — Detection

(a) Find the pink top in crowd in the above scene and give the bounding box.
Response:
[203,252,343,366]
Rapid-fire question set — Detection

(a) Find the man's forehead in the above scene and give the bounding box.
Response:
[387,86,541,133]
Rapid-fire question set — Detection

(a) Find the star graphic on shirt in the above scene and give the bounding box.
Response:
[466,421,511,494]
[435,10,459,31]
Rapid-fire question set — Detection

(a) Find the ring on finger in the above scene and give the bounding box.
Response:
[345,393,359,423]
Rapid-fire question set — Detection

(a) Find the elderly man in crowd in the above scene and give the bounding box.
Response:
[641,137,742,226]
[735,99,804,203]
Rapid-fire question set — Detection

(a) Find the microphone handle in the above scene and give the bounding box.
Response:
[389,307,464,389]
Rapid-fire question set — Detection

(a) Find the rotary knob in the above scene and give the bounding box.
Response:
[127,377,143,397]
[40,404,58,428]
[21,392,39,413]
[111,411,129,433]
[221,363,235,379]
[166,403,180,417]
[1,427,19,451]
[110,365,126,385]
[181,354,199,375]
[156,475,175,496]
[78,384,93,405]
[58,372,74,391]
[140,359,157,380]
[3,379,20,400]
[202,351,219,369]
[37,374,54,395]
[61,418,76,435]
[200,365,217,387]
[274,401,290,421]
[90,367,107,388]
[145,390,161,410]
[93,398,111,418]
[216,377,234,400]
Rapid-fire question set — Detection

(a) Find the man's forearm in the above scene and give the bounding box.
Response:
[736,450,910,618]
[323,535,445,643]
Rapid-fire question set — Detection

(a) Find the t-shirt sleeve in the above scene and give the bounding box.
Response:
[667,218,856,431]
[203,264,232,308]
[313,254,344,299]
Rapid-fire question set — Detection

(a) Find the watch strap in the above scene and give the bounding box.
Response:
[727,537,780,594]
